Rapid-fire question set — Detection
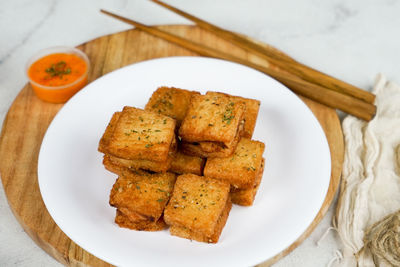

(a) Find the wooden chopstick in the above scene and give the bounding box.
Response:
[151,0,296,63]
[151,0,376,105]
[100,9,376,121]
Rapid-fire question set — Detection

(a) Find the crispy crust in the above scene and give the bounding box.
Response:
[179,142,235,158]
[164,174,230,236]
[206,92,260,138]
[177,94,249,159]
[230,158,265,206]
[103,154,128,176]
[178,94,246,145]
[115,210,167,231]
[145,86,200,126]
[203,138,265,189]
[118,207,149,222]
[105,153,173,173]
[98,112,121,154]
[109,170,176,221]
[169,196,232,243]
[103,106,176,162]
[179,118,244,158]
[169,151,206,176]
[102,134,176,173]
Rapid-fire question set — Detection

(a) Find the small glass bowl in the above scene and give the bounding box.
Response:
[26,46,90,104]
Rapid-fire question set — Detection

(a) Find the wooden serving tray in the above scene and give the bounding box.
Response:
[0,25,344,266]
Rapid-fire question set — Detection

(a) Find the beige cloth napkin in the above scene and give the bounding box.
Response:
[336,74,400,266]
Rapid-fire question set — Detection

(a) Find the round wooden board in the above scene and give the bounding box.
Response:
[0,25,344,267]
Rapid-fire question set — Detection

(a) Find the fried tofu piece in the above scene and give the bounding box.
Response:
[106,170,156,223]
[164,174,231,243]
[179,94,245,144]
[104,150,175,177]
[169,151,205,176]
[145,86,200,126]
[178,94,245,157]
[169,197,232,243]
[115,210,167,231]
[100,106,176,162]
[109,170,176,222]
[105,154,173,173]
[118,207,149,222]
[103,154,128,176]
[179,123,243,158]
[102,125,177,173]
[230,158,265,206]
[203,138,265,189]
[98,112,121,154]
[206,92,260,138]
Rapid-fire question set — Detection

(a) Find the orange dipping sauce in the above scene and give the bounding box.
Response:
[27,47,90,103]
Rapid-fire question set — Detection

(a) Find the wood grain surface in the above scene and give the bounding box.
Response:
[0,25,344,267]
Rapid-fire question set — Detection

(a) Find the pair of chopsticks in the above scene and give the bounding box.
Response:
[100,0,376,121]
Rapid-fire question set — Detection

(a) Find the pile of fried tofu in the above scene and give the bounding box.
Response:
[98,87,265,243]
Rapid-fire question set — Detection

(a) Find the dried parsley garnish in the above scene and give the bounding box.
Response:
[45,61,71,78]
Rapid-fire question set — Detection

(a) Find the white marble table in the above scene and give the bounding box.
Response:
[1,0,399,266]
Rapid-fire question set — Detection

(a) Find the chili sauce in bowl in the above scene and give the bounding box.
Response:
[26,46,90,103]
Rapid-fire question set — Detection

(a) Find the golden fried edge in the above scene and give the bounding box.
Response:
[230,158,265,206]
[109,171,176,221]
[178,94,246,145]
[145,86,200,126]
[206,91,260,138]
[169,196,232,243]
[164,174,230,236]
[106,106,176,162]
[169,151,206,175]
[203,138,265,188]
[115,210,167,231]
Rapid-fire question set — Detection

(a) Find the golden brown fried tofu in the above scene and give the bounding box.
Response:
[164,174,231,242]
[101,115,176,173]
[118,207,149,222]
[98,112,121,154]
[109,170,176,222]
[169,197,231,243]
[115,210,167,231]
[206,92,260,138]
[102,126,177,173]
[103,154,128,176]
[230,158,265,206]
[179,94,245,144]
[178,94,245,157]
[102,106,176,162]
[105,153,173,173]
[145,86,200,126]
[203,138,265,189]
[169,151,205,176]
[179,124,242,158]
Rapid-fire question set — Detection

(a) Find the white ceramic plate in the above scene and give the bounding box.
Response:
[38,57,331,267]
